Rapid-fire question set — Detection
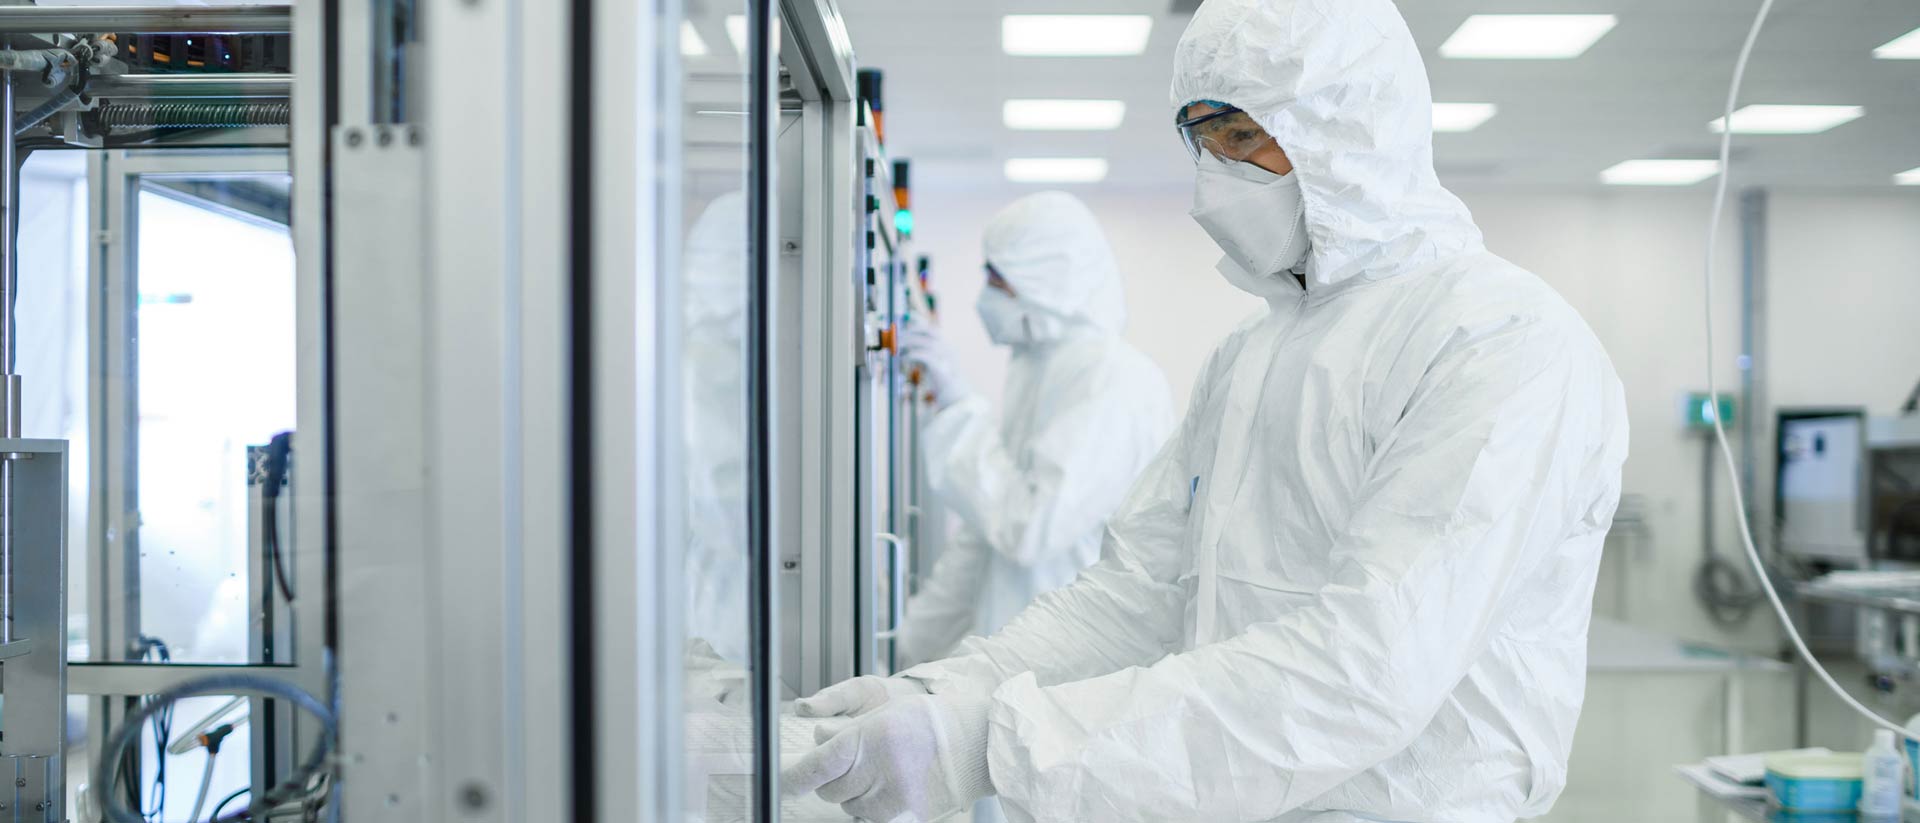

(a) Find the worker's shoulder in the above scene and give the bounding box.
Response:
[1209,307,1274,355]
[1416,251,1597,344]
[1175,308,1269,387]
[1051,334,1171,392]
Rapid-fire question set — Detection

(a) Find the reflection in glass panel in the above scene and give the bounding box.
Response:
[133,176,295,665]
[14,151,92,660]
[678,3,758,819]
[683,188,749,667]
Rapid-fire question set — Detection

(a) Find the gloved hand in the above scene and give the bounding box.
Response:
[793,675,928,719]
[899,325,972,412]
[782,693,995,823]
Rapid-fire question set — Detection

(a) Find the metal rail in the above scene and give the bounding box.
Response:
[746,0,779,817]
[67,662,309,696]
[1,67,15,644]
[90,73,291,99]
[1797,583,1920,618]
[0,5,291,35]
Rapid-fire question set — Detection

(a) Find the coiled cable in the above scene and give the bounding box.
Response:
[93,675,335,823]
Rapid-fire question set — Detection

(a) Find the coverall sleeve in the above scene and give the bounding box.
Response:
[893,529,992,667]
[985,322,1624,821]
[919,357,1160,570]
[902,346,1221,696]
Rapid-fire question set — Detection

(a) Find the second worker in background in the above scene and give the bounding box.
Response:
[787,0,1629,819]
[888,191,1174,670]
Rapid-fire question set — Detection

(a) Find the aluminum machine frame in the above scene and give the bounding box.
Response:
[0,6,298,821]
[3,0,907,819]
[324,0,887,817]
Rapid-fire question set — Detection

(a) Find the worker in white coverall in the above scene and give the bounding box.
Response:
[785,0,1630,819]
[888,191,1175,671]
[682,192,751,668]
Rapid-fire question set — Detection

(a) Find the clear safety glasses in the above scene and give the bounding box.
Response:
[984,263,1015,294]
[1175,105,1276,164]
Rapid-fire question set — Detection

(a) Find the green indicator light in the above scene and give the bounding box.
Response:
[1683,392,1736,430]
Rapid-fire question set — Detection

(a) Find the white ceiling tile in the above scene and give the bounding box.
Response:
[828,0,1920,190]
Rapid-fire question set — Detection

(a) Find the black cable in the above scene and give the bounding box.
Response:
[1696,554,1762,626]
[207,782,249,821]
[1695,437,1760,625]
[118,697,141,814]
[135,636,173,823]
[208,787,251,822]
[262,431,295,602]
[95,675,336,823]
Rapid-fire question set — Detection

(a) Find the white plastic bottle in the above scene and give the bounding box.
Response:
[1861,728,1904,818]
[1905,714,1920,811]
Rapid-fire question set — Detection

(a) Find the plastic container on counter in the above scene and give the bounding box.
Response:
[1766,752,1865,813]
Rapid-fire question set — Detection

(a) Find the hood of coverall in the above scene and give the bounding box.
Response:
[1171,0,1485,293]
[980,191,1127,338]
[683,191,748,327]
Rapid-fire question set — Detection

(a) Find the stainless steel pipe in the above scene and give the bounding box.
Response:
[90,73,291,100]
[1,68,16,644]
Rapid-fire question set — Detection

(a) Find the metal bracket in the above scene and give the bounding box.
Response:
[0,440,69,823]
[0,755,55,822]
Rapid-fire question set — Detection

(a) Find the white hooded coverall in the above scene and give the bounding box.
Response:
[898,191,1176,666]
[900,1,1631,820]
[681,192,751,666]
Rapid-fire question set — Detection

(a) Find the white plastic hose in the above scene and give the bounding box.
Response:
[187,748,219,823]
[1702,0,1911,741]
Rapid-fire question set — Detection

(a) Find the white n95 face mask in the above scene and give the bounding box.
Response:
[976,286,1057,346]
[1189,158,1310,287]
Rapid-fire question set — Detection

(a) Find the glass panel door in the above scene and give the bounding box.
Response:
[80,150,299,822]
[677,2,758,819]
[130,173,295,667]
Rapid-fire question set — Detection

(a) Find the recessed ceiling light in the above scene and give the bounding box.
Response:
[1896,166,1920,186]
[1709,104,1864,134]
[1002,15,1153,57]
[681,21,709,57]
[1432,102,1498,133]
[1873,26,1920,59]
[1600,159,1721,186]
[1439,15,1617,59]
[1003,99,1128,131]
[1004,158,1110,183]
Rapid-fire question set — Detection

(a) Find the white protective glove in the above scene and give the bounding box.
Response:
[899,325,973,412]
[783,693,994,823]
[793,675,928,720]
